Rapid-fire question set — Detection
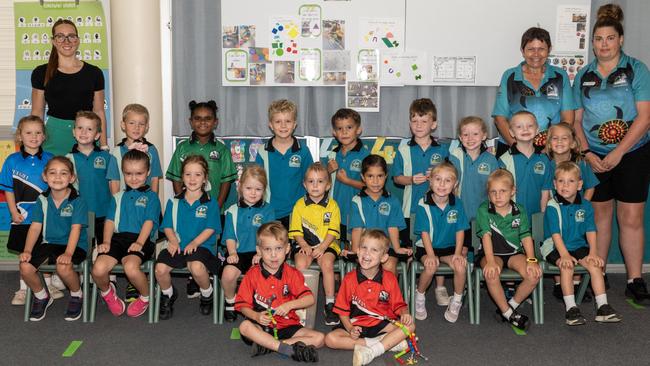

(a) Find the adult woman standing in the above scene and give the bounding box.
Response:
[573,4,650,302]
[493,27,576,155]
[31,19,107,155]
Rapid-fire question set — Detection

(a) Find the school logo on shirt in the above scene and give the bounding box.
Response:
[135,196,148,207]
[378,202,391,216]
[378,290,390,303]
[289,155,302,168]
[323,212,332,225]
[478,162,491,175]
[447,210,458,224]
[282,284,290,297]
[612,73,628,87]
[511,218,521,229]
[545,83,559,99]
[350,159,362,172]
[252,214,263,227]
[209,150,220,160]
[195,205,208,218]
[575,209,586,223]
[93,156,106,169]
[60,204,74,217]
[430,153,443,165]
[533,162,546,175]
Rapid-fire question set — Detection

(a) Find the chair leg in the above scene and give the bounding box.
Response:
[217,283,225,324]
[532,283,539,324]
[474,270,481,325]
[213,275,220,325]
[24,287,33,322]
[147,262,155,324]
[576,273,591,305]
[533,277,544,325]
[82,263,89,323]
[467,264,475,325]
[154,284,161,323]
[409,263,416,318]
[399,262,409,301]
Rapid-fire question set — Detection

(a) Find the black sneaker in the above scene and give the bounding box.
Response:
[251,342,272,358]
[497,308,529,331]
[29,295,53,321]
[186,277,200,299]
[291,341,319,362]
[199,293,213,316]
[625,278,650,303]
[64,296,83,321]
[125,283,139,303]
[158,288,178,321]
[553,283,563,301]
[565,306,586,326]
[224,299,237,322]
[323,303,340,326]
[595,304,622,323]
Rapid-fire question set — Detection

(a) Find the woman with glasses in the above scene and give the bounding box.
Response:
[31,19,107,155]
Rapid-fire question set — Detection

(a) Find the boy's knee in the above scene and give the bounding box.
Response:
[122,260,141,274]
[188,261,206,274]
[154,263,168,277]
[19,261,35,275]
[239,319,255,336]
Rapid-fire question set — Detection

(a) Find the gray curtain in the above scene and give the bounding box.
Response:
[172,0,650,139]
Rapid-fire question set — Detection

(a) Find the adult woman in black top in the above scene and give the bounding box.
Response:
[31,19,106,155]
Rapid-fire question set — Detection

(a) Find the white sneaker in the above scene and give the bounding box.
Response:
[377,334,409,353]
[50,274,67,291]
[12,289,26,305]
[415,296,427,320]
[434,286,450,306]
[353,345,376,366]
[48,285,64,300]
[444,298,462,323]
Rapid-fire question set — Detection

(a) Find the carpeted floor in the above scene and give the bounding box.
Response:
[1,270,649,366]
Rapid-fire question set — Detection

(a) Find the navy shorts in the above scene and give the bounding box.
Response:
[334,319,389,338]
[241,323,303,345]
[98,232,154,263]
[223,251,256,275]
[544,246,590,266]
[156,246,221,274]
[414,245,456,261]
[7,224,41,253]
[28,243,86,268]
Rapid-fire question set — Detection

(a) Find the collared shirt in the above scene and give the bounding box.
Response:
[161,191,221,254]
[222,200,275,253]
[0,147,53,224]
[32,187,88,251]
[573,52,650,155]
[255,137,313,218]
[492,62,576,135]
[476,200,531,255]
[333,267,407,327]
[499,144,553,216]
[331,140,370,226]
[69,144,118,218]
[548,158,599,194]
[106,138,163,186]
[166,133,237,204]
[289,195,341,247]
[107,185,160,241]
[448,145,498,220]
[349,190,406,233]
[234,262,312,329]
[391,136,450,215]
[544,192,596,251]
[414,192,469,249]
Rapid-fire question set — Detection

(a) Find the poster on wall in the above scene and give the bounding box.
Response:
[12,1,112,133]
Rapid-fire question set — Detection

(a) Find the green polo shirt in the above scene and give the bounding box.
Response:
[166,133,237,207]
[476,200,531,255]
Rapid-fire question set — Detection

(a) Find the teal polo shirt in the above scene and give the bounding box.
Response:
[414,193,469,249]
[499,144,553,216]
[449,145,499,220]
[107,185,161,241]
[573,52,650,155]
[349,189,406,234]
[548,157,599,194]
[476,200,531,255]
[255,137,313,218]
[106,138,163,187]
[222,200,275,253]
[161,192,221,254]
[330,140,370,227]
[32,187,88,251]
[544,192,596,252]
[68,144,118,218]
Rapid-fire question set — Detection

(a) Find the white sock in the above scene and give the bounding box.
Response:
[200,285,213,298]
[595,294,608,308]
[34,288,48,300]
[573,280,580,285]
[369,342,385,358]
[563,295,576,311]
[502,307,513,319]
[161,286,174,297]
[225,296,235,310]
[452,293,463,302]
[109,275,117,282]
[70,289,82,298]
[20,279,27,290]
[140,295,149,302]
[627,278,634,284]
[326,296,335,304]
[415,290,426,301]
[44,276,52,286]
[364,336,381,347]
[100,287,111,297]
[508,298,520,310]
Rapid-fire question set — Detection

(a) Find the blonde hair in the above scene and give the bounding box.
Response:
[304,162,330,184]
[429,161,458,180]
[267,99,297,122]
[122,103,150,123]
[239,164,268,197]
[487,169,515,190]
[510,110,538,127]
[257,221,289,247]
[554,161,582,180]
[546,122,582,162]
[457,116,487,136]
[15,115,45,146]
[359,229,390,253]
[75,111,102,131]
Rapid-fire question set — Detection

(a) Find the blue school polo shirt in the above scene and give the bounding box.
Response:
[391,136,450,217]
[449,145,498,220]
[161,191,221,254]
[32,187,88,251]
[499,144,553,216]
[107,185,161,241]
[349,189,406,234]
[68,144,118,218]
[544,192,596,252]
[106,138,163,188]
[573,52,650,155]
[492,62,576,135]
[222,200,275,253]
[549,157,599,194]
[414,192,469,249]
[0,147,53,224]
[330,140,370,227]
[255,137,313,218]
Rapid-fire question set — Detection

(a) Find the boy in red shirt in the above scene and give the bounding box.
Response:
[235,222,324,362]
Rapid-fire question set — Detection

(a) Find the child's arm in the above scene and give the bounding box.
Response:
[151,177,160,193]
[274,293,315,317]
[551,233,577,268]
[336,169,365,189]
[584,231,604,267]
[397,306,414,327]
[18,223,43,263]
[109,181,120,195]
[183,228,215,255]
[289,208,312,255]
[338,314,362,339]
[350,227,362,254]
[217,181,231,209]
[225,239,239,264]
[389,227,411,255]
[239,306,272,327]
[421,232,438,267]
[452,230,467,270]
[540,190,551,212]
[4,191,24,224]
[57,224,82,265]
[312,234,336,258]
[163,227,181,256]
[171,180,183,195]
[128,220,154,253]
[98,219,115,253]
[293,235,312,256]
[480,232,501,280]
[521,236,541,278]
[583,188,595,201]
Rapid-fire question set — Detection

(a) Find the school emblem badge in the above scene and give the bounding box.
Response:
[93,156,106,169]
[195,205,208,218]
[252,214,263,227]
[533,162,545,175]
[478,162,490,175]
[136,196,148,207]
[575,209,586,223]
[209,150,220,160]
[447,210,458,224]
[430,153,443,165]
[378,202,391,216]
[545,83,559,98]
[378,290,389,303]
[282,284,290,297]
[289,155,302,168]
[350,159,362,172]
[60,204,73,217]
[323,212,332,225]
[511,218,521,228]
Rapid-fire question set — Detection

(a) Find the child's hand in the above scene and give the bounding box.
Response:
[483,261,501,280]
[252,254,261,265]
[299,245,313,256]
[97,243,111,254]
[274,303,292,317]
[585,254,604,268]
[336,168,349,182]
[400,313,413,326]
[423,255,439,270]
[183,242,199,255]
[227,253,239,264]
[395,247,413,256]
[340,249,350,258]
[311,245,325,259]
[558,255,577,269]
[10,212,24,224]
[412,173,428,185]
[452,254,467,270]
[349,326,362,340]
[327,159,339,174]
[526,261,542,278]
[128,242,144,254]
[257,311,272,326]
[19,252,31,263]
[57,253,72,265]
[167,241,180,257]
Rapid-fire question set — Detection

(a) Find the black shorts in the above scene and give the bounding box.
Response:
[398,217,412,248]
[290,243,339,260]
[475,251,523,268]
[544,246,589,266]
[414,245,456,261]
[592,142,650,203]
[340,224,348,244]
[333,319,389,338]
[223,251,256,274]
[98,232,154,262]
[7,224,41,253]
[94,216,106,246]
[241,323,303,345]
[463,228,473,251]
[28,243,86,268]
[156,247,221,274]
[387,247,410,262]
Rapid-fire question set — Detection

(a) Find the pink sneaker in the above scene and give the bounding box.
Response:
[127,297,149,317]
[102,282,125,316]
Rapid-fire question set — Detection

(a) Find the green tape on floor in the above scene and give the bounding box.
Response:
[626,298,645,309]
[511,325,526,336]
[230,327,241,340]
[62,341,83,357]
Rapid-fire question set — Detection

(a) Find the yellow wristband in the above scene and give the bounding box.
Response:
[526,257,538,263]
